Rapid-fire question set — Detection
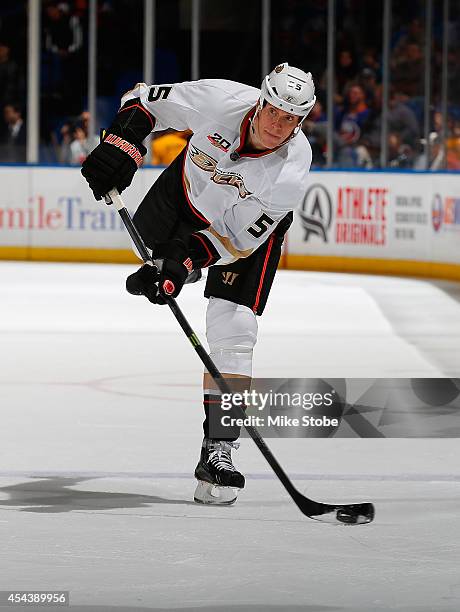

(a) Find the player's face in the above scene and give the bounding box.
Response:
[253,103,300,149]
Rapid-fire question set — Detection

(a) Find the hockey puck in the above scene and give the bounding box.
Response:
[336,509,358,524]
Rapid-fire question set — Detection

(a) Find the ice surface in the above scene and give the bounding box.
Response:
[0,262,459,611]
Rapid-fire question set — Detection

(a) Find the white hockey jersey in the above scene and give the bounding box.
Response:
[122,79,312,264]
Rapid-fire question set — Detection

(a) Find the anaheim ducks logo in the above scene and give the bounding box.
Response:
[188,144,252,199]
[189,145,217,172]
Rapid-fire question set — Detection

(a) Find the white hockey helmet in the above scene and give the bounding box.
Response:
[260,62,316,118]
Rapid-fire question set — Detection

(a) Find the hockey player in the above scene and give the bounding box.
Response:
[81,62,316,505]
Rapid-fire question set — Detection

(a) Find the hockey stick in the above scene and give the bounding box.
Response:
[105,188,375,525]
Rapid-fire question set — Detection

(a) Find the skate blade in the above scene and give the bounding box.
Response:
[193,480,239,506]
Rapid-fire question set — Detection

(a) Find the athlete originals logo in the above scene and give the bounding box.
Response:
[222,271,239,285]
[299,184,332,242]
[189,145,252,199]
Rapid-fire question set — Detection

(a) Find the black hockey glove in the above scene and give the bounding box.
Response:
[125,239,192,305]
[126,263,160,303]
[81,128,147,200]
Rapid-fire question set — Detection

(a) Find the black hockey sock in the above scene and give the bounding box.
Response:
[202,393,242,442]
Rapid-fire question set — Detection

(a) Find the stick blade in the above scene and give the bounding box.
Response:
[309,502,375,525]
[294,492,375,525]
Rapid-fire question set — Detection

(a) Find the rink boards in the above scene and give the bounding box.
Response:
[0,165,459,280]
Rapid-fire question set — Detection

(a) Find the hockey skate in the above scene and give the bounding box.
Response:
[194,438,245,505]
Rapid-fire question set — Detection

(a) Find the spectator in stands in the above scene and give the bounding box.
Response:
[57,120,74,164]
[358,68,378,106]
[0,103,26,162]
[335,119,372,168]
[430,110,460,169]
[358,99,382,166]
[433,110,443,135]
[388,132,415,168]
[414,132,445,170]
[360,86,420,166]
[302,99,327,167]
[361,47,381,80]
[151,129,191,166]
[331,84,373,167]
[392,18,425,56]
[0,41,20,107]
[391,42,424,98]
[69,111,98,165]
[446,119,460,170]
[388,91,420,147]
[43,2,83,59]
[42,1,84,115]
[335,49,359,99]
[319,48,359,106]
[336,83,370,132]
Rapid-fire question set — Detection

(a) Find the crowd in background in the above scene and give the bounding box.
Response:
[296,2,460,169]
[0,0,459,169]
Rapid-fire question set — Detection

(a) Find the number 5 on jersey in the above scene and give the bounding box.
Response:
[148,86,172,102]
[246,213,275,238]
